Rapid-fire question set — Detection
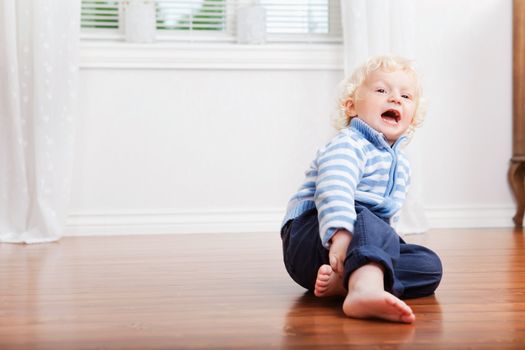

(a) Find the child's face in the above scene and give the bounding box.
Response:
[347,69,417,144]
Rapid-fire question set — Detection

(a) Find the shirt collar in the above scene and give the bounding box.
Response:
[350,117,407,150]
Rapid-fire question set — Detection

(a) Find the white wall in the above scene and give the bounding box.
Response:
[414,0,513,226]
[67,0,514,235]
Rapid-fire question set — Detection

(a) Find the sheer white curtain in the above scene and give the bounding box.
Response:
[340,0,428,234]
[0,0,80,243]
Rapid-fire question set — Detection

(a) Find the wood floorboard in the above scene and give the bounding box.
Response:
[0,228,524,349]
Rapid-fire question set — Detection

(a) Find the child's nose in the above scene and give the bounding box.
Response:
[389,94,401,104]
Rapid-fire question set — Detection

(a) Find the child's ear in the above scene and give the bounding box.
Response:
[344,99,357,117]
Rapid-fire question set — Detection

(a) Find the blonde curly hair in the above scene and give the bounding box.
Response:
[333,55,426,136]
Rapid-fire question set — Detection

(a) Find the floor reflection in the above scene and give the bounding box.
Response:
[510,229,525,343]
[279,292,441,349]
[0,241,64,347]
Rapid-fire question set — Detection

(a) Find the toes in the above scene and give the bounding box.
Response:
[385,296,412,314]
[396,301,413,315]
[315,283,327,290]
[315,265,333,296]
[385,296,397,306]
[400,313,416,323]
[316,280,329,288]
[314,286,327,296]
[318,274,330,282]
[390,299,414,322]
[315,264,346,298]
[319,264,332,275]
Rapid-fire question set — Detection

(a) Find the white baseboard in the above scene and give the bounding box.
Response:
[65,209,285,236]
[64,205,516,237]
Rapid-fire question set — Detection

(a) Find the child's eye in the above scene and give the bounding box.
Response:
[401,94,412,100]
[376,88,386,93]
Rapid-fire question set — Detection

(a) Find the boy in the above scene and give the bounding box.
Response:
[280,55,442,324]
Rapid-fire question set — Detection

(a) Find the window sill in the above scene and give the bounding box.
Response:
[79,40,344,70]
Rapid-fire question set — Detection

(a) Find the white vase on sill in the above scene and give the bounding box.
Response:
[123,0,156,43]
[236,2,266,45]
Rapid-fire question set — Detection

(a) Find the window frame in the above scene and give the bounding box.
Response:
[79,0,343,70]
[79,40,343,70]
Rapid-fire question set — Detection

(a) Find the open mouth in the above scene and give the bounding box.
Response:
[381,109,401,124]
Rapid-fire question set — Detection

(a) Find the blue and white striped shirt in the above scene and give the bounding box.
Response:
[282,118,411,248]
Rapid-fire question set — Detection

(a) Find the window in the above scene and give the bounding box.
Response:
[80,0,342,44]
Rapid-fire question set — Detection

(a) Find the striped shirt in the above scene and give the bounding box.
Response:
[282,117,411,248]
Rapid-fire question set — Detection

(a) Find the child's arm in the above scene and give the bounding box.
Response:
[314,136,365,249]
[329,229,352,277]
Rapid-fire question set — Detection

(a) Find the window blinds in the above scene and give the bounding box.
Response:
[81,1,120,29]
[81,0,342,43]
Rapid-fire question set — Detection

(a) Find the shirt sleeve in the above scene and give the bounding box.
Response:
[314,137,365,248]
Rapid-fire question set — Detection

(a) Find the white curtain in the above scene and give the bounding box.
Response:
[340,0,428,234]
[0,0,80,243]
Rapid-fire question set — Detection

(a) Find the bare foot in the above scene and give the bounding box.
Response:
[314,264,346,297]
[343,290,416,323]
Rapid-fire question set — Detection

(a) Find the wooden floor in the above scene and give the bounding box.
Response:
[1,228,524,349]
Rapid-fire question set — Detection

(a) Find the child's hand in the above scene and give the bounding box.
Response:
[328,229,352,277]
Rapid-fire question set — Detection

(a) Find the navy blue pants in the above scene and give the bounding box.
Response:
[281,204,442,299]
